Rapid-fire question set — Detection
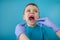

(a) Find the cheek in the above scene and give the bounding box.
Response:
[35,13,40,19]
[25,14,29,20]
[25,12,28,17]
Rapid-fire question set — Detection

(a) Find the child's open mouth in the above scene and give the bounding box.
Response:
[29,15,35,22]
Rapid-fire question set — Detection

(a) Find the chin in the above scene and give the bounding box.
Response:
[29,22,36,25]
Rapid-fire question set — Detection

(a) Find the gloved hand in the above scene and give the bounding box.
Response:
[15,24,25,38]
[36,17,60,32]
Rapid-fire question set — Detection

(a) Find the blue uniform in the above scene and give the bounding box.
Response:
[25,24,60,40]
[25,24,43,40]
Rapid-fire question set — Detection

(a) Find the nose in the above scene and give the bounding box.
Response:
[30,10,34,14]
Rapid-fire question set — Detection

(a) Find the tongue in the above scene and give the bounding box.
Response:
[29,17,35,22]
[29,17,34,20]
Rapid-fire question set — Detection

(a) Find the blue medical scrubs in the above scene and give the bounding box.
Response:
[25,23,60,40]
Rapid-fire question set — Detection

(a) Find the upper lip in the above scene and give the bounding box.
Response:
[29,14,34,17]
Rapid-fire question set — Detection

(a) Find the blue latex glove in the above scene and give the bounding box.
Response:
[15,24,25,38]
[37,17,60,32]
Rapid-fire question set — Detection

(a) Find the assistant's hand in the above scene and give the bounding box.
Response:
[36,17,60,32]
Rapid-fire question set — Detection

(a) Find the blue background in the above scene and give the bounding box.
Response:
[0,0,60,40]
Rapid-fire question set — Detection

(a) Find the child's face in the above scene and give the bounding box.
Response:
[23,5,40,26]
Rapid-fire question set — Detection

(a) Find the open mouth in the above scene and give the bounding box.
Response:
[29,15,35,21]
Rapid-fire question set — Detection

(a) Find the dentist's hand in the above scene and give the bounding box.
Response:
[37,17,60,32]
[15,24,25,37]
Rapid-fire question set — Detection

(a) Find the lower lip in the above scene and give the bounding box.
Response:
[29,19,35,23]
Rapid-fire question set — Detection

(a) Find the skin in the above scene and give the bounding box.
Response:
[56,30,60,37]
[19,5,60,40]
[19,33,29,40]
[23,5,39,27]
